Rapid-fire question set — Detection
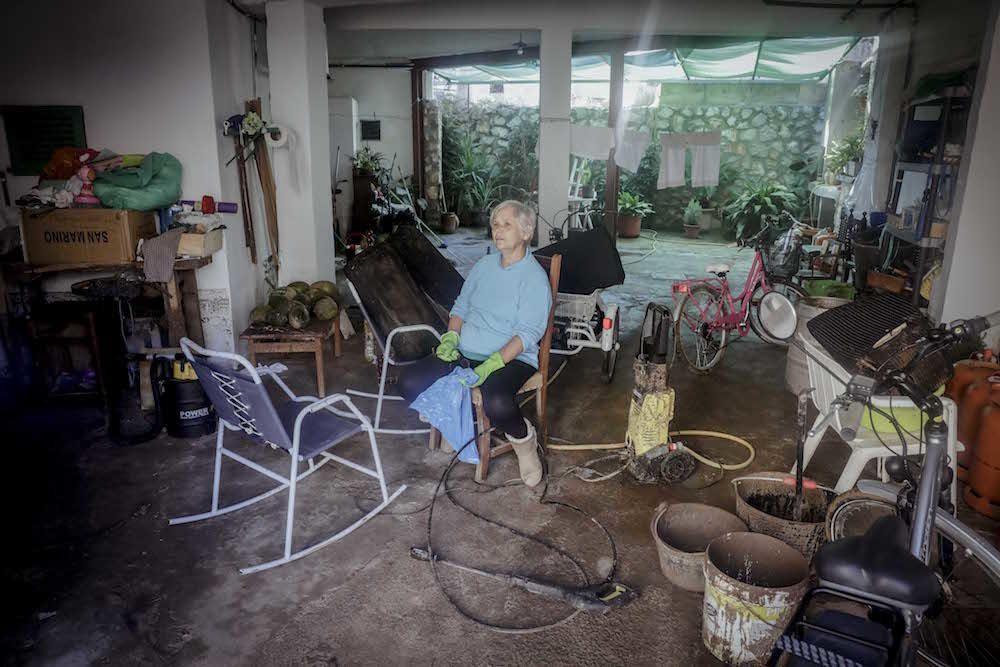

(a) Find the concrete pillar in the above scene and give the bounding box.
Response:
[537,26,572,247]
[266,0,335,283]
[931,7,1000,340]
[870,17,911,209]
[422,99,443,227]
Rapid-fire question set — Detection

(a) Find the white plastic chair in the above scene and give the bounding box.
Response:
[169,338,406,574]
[795,330,962,508]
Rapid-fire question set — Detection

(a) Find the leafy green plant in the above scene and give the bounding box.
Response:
[466,168,502,211]
[724,181,798,240]
[825,130,864,176]
[352,145,386,176]
[683,198,702,226]
[618,190,654,218]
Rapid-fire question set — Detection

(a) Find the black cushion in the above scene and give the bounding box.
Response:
[815,516,940,607]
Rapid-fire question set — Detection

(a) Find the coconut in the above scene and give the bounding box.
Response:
[288,301,311,330]
[288,281,310,294]
[266,309,288,327]
[313,296,339,321]
[250,304,271,324]
[310,280,339,302]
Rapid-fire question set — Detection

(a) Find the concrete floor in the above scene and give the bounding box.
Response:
[6,229,866,666]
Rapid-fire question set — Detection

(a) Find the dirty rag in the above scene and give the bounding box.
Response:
[614,130,651,173]
[410,367,480,464]
[141,228,183,282]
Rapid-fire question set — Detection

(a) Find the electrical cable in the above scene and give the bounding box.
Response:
[425,428,621,633]
[547,430,756,471]
[621,230,659,266]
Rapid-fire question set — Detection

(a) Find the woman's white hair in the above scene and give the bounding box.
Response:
[491,200,536,237]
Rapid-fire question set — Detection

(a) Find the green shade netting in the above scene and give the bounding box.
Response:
[434,36,858,84]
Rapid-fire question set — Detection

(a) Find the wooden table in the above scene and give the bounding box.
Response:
[240,317,342,397]
[8,256,212,346]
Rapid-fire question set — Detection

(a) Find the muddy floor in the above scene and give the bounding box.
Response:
[5,230,986,666]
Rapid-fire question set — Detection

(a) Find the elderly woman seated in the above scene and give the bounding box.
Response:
[398,200,551,487]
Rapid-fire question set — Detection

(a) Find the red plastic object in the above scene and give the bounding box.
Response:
[946,361,1000,402]
[964,398,1000,519]
[201,195,216,214]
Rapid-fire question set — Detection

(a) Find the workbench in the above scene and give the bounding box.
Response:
[7,256,212,345]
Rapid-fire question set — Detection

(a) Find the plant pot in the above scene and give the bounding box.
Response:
[683,223,701,239]
[617,214,642,238]
[844,160,859,177]
[440,212,459,234]
[470,210,491,228]
[699,210,717,230]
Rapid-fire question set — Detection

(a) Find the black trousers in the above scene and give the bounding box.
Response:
[397,355,536,439]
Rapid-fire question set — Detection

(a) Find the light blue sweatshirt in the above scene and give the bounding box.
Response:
[450,251,551,368]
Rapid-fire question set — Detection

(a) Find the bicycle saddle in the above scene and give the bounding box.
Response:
[705,263,730,276]
[815,515,940,607]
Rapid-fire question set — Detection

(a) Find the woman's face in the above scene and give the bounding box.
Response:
[491,208,530,253]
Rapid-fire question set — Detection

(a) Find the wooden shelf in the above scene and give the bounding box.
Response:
[8,256,212,278]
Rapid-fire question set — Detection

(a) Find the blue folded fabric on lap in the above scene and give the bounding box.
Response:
[410,368,480,464]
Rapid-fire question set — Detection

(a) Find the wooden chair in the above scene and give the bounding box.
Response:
[429,254,562,482]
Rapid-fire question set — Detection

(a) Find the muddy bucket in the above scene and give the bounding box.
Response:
[732,472,834,560]
[702,532,808,665]
[650,503,747,592]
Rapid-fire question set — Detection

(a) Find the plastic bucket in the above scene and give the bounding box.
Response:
[702,532,808,665]
[650,503,747,592]
[785,297,850,395]
[732,473,834,560]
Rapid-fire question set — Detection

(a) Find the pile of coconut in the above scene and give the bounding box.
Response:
[250,280,340,330]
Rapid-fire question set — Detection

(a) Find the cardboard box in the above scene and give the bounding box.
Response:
[21,208,157,265]
[930,221,948,239]
[177,229,223,258]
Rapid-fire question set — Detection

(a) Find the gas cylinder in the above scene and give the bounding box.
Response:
[964,398,1000,519]
[946,360,1000,402]
[956,375,1000,479]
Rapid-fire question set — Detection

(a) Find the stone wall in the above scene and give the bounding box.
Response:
[440,81,827,230]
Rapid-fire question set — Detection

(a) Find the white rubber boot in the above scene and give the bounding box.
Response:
[507,420,543,488]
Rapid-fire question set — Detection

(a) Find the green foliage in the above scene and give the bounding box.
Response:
[724,181,798,240]
[352,145,386,176]
[618,190,654,218]
[825,130,864,176]
[683,198,702,226]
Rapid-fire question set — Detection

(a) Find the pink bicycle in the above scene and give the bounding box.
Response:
[672,221,807,373]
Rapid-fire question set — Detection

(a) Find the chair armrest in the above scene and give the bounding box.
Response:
[256,366,300,401]
[383,324,442,366]
[290,394,372,454]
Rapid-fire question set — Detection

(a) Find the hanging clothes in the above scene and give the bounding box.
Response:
[570,125,615,160]
[689,131,722,187]
[613,130,652,173]
[657,131,722,189]
[657,134,687,189]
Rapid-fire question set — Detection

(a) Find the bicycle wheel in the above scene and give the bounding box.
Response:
[749,281,807,346]
[827,492,1000,666]
[674,284,729,373]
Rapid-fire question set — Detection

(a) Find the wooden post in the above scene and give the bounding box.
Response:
[411,66,425,199]
[178,269,205,345]
[604,46,626,240]
[164,273,186,346]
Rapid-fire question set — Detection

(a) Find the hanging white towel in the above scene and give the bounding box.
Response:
[657,134,687,189]
[570,125,615,160]
[613,130,651,173]
[689,131,722,188]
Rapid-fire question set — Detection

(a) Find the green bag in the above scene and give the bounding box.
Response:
[93,152,182,211]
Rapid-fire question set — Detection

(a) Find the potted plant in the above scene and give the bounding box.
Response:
[724,181,798,240]
[466,168,501,227]
[696,186,719,229]
[824,130,864,180]
[617,190,653,238]
[683,198,703,239]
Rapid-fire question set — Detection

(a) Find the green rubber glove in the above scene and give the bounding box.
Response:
[470,352,506,388]
[435,330,461,362]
